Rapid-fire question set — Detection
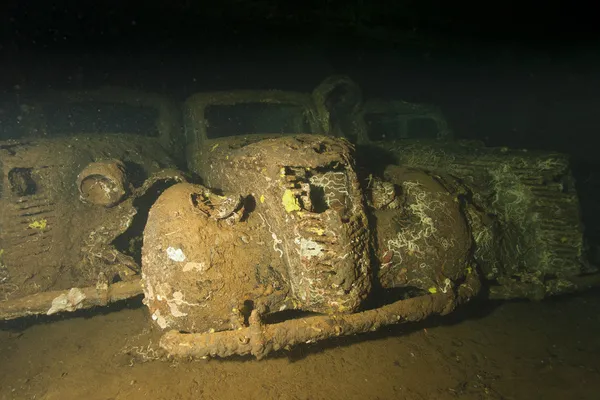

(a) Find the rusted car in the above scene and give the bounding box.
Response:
[317,75,595,301]
[140,78,597,359]
[136,86,491,359]
[1,80,596,361]
[0,87,186,319]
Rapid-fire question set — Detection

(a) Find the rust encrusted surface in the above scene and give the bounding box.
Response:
[373,166,473,294]
[385,139,588,297]
[141,182,288,333]
[142,135,374,334]
[0,135,184,304]
[200,135,373,314]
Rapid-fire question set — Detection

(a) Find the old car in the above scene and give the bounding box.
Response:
[139,77,598,360]
[0,87,186,319]
[137,84,499,359]
[1,79,596,361]
[316,75,595,301]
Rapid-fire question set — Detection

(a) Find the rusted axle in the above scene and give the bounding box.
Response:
[160,291,458,360]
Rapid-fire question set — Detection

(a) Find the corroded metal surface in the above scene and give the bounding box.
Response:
[198,135,373,314]
[142,135,374,334]
[371,166,474,295]
[0,135,185,308]
[385,139,588,295]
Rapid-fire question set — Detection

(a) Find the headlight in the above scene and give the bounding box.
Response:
[77,159,128,207]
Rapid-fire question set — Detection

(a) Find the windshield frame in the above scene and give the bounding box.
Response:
[357,99,453,143]
[16,87,182,154]
[183,90,324,155]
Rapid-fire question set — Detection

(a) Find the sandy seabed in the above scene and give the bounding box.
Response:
[1,290,599,400]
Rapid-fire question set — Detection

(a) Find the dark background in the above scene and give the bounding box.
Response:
[1,1,598,148]
[1,0,599,240]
